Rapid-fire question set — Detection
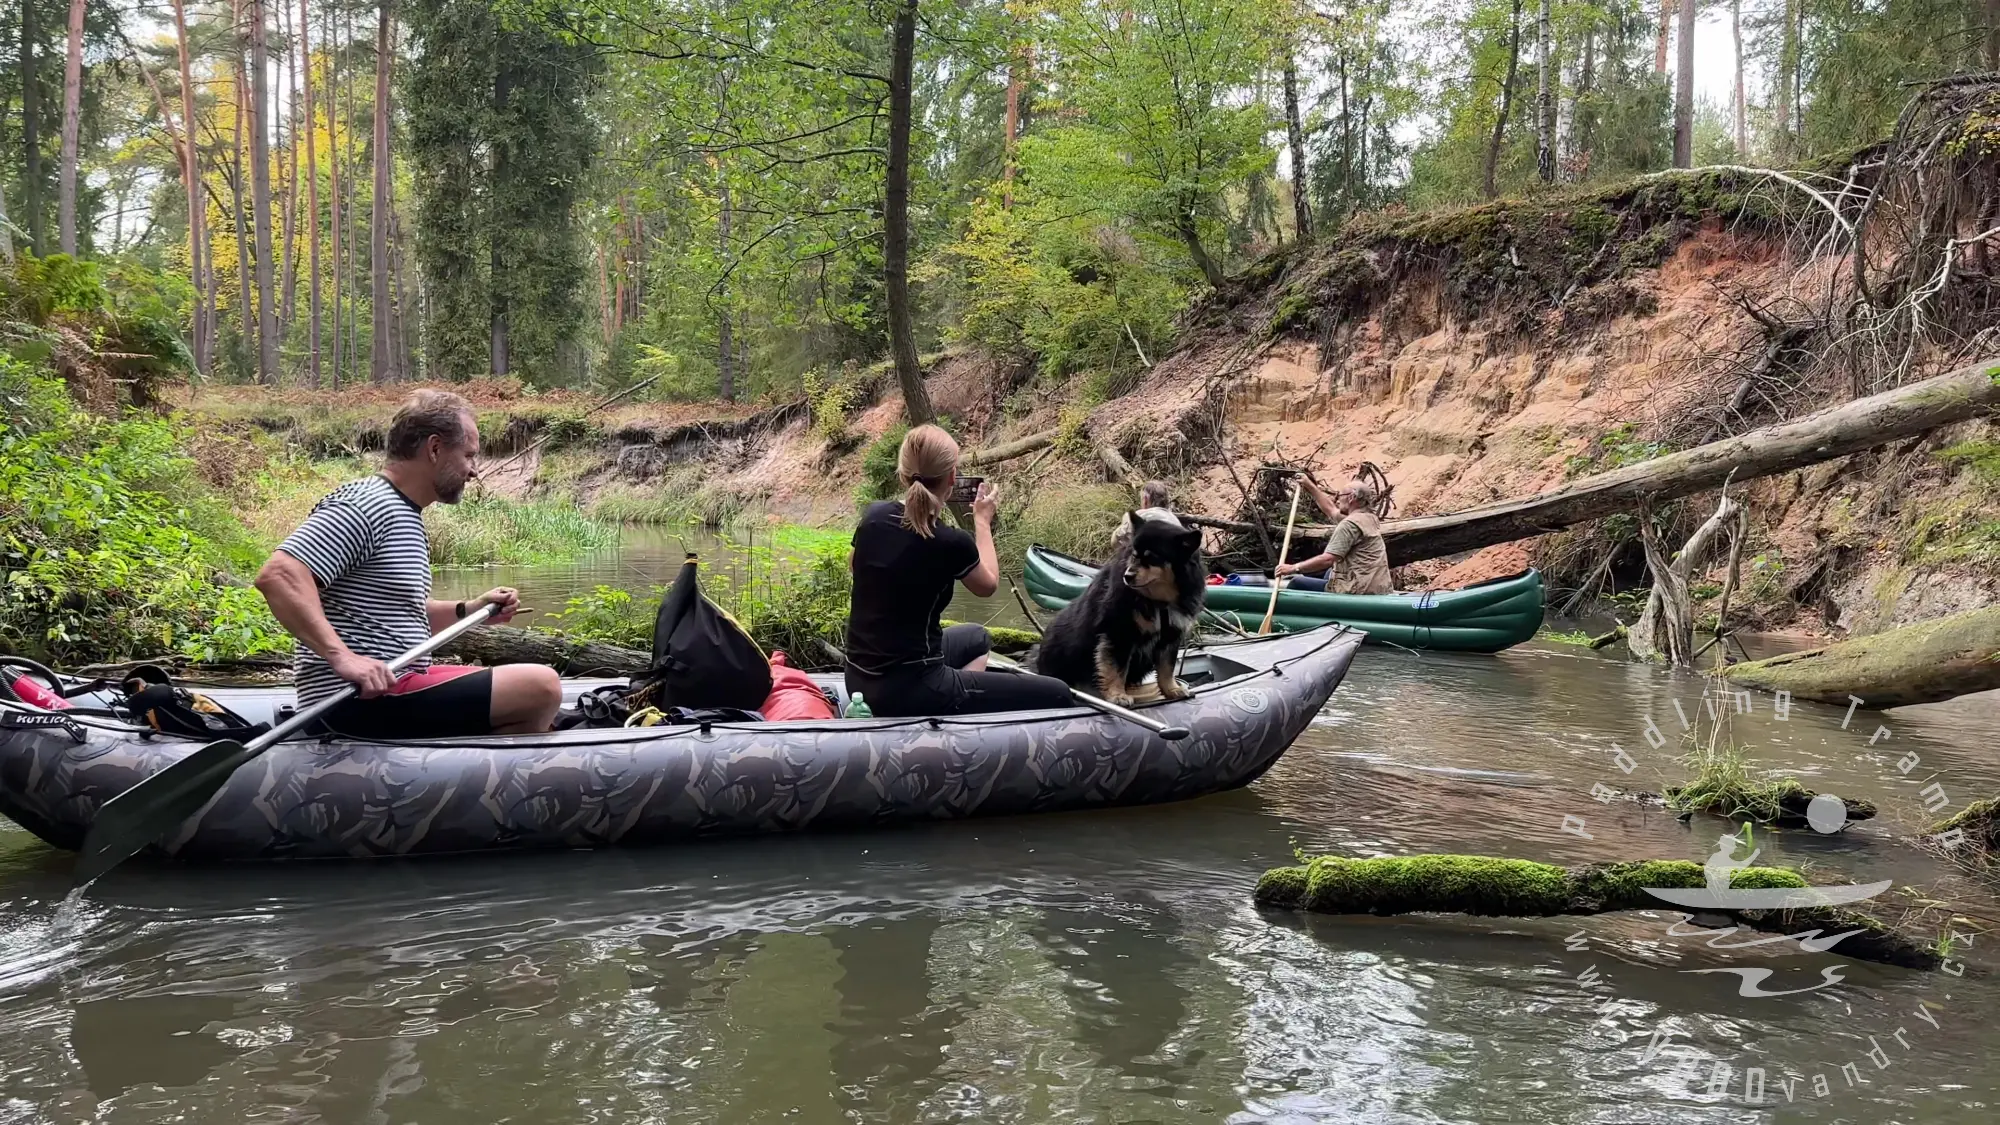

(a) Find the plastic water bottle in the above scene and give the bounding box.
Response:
[844,692,873,719]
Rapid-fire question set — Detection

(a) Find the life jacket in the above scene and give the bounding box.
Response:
[630,555,773,714]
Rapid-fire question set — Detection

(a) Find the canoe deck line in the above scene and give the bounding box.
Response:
[0,627,1363,863]
[1024,545,1545,654]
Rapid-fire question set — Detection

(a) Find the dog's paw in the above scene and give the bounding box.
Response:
[1103,690,1136,707]
[1158,678,1191,702]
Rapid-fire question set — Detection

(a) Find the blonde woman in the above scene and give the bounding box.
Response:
[845,425,1073,717]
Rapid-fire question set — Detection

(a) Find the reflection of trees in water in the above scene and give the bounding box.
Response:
[825,912,965,1122]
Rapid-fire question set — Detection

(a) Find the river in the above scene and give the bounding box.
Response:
[2,527,1998,1123]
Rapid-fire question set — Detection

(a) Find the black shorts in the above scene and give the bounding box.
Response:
[846,623,1074,718]
[317,667,495,740]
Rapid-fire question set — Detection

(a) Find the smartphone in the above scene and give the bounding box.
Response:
[950,475,985,504]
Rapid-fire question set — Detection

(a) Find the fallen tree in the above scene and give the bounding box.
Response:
[1723,604,2000,708]
[961,428,1058,467]
[438,626,649,676]
[1380,360,2000,565]
[1256,854,1941,969]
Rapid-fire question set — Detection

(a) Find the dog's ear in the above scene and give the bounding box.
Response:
[1126,510,1144,529]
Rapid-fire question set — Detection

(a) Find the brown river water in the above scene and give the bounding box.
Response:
[3,525,1998,1123]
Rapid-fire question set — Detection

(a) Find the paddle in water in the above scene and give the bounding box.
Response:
[987,654,1190,741]
[72,603,501,887]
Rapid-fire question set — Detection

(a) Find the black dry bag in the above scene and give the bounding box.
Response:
[633,554,772,713]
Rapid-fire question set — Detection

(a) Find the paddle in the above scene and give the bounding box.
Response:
[1259,481,1304,635]
[72,603,502,886]
[986,653,1190,741]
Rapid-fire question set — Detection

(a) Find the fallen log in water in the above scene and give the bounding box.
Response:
[1380,360,2000,565]
[1255,854,1941,969]
[1723,604,2000,708]
[438,625,650,675]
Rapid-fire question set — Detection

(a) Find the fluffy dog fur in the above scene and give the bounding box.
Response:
[1035,515,1205,705]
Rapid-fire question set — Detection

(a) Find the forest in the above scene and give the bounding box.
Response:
[3,0,1991,414]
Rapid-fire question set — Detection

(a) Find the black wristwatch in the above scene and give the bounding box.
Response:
[454,600,468,620]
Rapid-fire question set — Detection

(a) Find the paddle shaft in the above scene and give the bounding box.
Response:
[1259,483,1304,635]
[73,603,501,886]
[243,601,503,753]
[987,653,1189,741]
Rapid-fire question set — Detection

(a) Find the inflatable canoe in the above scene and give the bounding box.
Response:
[0,626,1361,864]
[1024,545,1545,653]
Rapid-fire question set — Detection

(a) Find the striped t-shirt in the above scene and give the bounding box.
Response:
[277,476,433,705]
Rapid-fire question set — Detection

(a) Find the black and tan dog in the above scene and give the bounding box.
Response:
[1036,515,1205,705]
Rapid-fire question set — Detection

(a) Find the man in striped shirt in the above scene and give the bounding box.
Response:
[254,390,562,739]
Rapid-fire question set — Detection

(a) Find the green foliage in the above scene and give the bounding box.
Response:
[404,0,601,384]
[424,494,617,567]
[0,362,280,663]
[542,540,854,658]
[1937,440,2000,484]
[856,425,911,506]
[992,482,1132,573]
[1565,423,1669,477]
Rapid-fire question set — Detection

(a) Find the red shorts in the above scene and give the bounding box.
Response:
[319,665,495,740]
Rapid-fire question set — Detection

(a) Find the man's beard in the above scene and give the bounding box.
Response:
[437,467,471,504]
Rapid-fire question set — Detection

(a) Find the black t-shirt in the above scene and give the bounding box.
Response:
[846,501,980,678]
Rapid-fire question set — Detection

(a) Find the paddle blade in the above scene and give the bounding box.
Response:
[1159,726,1191,741]
[73,738,252,886]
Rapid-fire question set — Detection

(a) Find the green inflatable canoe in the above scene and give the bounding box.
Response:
[1023,545,1546,654]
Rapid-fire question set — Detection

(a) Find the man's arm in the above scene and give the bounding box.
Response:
[1299,477,1342,521]
[255,551,394,696]
[425,588,521,632]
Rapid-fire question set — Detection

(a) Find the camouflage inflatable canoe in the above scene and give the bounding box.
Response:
[0,626,1361,863]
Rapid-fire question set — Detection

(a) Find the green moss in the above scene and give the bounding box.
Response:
[1256,854,1809,916]
[1928,797,2000,850]
[939,620,1041,654]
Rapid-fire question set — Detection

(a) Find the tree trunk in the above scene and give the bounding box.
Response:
[280,0,299,329]
[393,200,413,381]
[717,178,734,403]
[437,625,649,675]
[326,3,343,389]
[57,0,85,255]
[1672,0,1695,168]
[300,0,322,387]
[1336,53,1350,214]
[231,15,254,378]
[1989,0,1999,71]
[884,0,934,425]
[1571,24,1596,177]
[22,0,45,255]
[249,0,280,383]
[961,427,1059,466]
[1380,360,2000,565]
[1483,0,1523,200]
[1773,0,1797,152]
[1725,605,2000,709]
[1628,494,1739,664]
[1283,47,1312,239]
[342,4,360,378]
[1654,0,1672,75]
[371,0,394,384]
[1731,0,1747,156]
[171,0,209,372]
[1536,0,1554,183]
[1257,855,1941,971]
[1175,210,1225,287]
[1002,33,1024,207]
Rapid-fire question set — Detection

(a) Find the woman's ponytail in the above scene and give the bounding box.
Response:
[896,424,959,539]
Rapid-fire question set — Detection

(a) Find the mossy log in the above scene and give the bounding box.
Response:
[1380,360,2000,564]
[437,625,650,676]
[1724,604,2000,708]
[1256,855,1940,970]
[940,620,1041,654]
[1927,798,2000,851]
